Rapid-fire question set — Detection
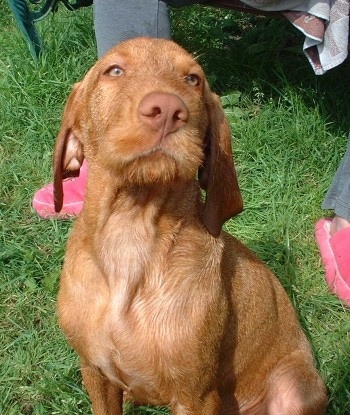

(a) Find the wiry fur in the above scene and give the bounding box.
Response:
[55,38,327,415]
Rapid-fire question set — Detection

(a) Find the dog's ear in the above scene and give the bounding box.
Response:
[53,82,85,213]
[198,90,243,237]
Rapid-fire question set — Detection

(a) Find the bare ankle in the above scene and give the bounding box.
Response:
[330,216,350,236]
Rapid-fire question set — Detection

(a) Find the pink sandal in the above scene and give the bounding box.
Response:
[315,218,350,307]
[32,161,87,219]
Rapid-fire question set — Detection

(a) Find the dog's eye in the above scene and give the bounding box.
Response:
[185,74,201,87]
[106,66,124,77]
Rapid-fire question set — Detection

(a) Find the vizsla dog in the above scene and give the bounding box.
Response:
[55,37,327,415]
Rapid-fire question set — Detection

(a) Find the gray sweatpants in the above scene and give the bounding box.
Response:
[93,0,350,221]
[93,0,207,57]
[93,0,171,57]
[323,134,350,221]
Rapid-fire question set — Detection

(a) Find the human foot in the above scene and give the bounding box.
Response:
[315,218,350,307]
[32,161,87,219]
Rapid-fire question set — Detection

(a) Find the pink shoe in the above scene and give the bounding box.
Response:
[32,161,87,219]
[315,218,350,307]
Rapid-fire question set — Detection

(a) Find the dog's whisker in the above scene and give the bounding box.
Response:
[55,37,327,415]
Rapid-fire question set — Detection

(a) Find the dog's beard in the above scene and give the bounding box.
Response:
[102,127,204,187]
[118,150,179,186]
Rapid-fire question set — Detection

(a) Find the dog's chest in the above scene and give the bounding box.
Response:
[93,288,208,401]
[83,270,222,405]
[60,210,226,403]
[83,220,225,403]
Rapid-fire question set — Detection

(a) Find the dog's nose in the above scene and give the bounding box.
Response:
[138,92,189,136]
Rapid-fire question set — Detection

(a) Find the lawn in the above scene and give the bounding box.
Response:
[1,3,349,414]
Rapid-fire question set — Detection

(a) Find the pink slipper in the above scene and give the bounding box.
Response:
[32,161,87,219]
[315,218,350,307]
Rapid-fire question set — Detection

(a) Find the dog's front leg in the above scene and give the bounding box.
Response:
[81,362,123,415]
[172,390,221,415]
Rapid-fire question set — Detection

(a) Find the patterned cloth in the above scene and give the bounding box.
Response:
[241,0,349,74]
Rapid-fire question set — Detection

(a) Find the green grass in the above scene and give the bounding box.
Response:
[1,3,350,414]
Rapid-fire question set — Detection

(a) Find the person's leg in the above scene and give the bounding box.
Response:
[94,0,171,57]
[322,134,350,234]
[315,133,350,306]
[94,0,208,57]
[33,1,172,219]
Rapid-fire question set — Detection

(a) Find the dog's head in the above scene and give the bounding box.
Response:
[53,37,243,236]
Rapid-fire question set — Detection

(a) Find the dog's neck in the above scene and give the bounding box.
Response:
[80,165,204,242]
[77,168,207,297]
[82,172,201,225]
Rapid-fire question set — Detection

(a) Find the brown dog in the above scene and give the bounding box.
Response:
[55,37,327,415]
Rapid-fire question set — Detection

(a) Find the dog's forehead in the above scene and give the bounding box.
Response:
[96,37,203,75]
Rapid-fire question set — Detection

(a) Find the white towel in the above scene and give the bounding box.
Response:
[241,0,349,74]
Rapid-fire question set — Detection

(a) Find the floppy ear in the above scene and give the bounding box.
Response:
[198,91,243,237]
[53,82,85,213]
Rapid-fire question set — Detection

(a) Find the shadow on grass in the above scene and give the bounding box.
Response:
[172,6,350,134]
[240,233,350,415]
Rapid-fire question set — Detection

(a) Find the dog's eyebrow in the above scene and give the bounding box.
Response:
[55,38,327,415]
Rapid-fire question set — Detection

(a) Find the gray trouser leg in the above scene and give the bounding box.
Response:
[322,133,350,221]
[93,0,172,58]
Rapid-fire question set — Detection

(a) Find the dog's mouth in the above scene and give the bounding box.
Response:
[138,145,185,169]
[103,121,204,186]
[116,143,200,187]
[119,122,201,161]
[118,149,178,185]
[141,132,202,166]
